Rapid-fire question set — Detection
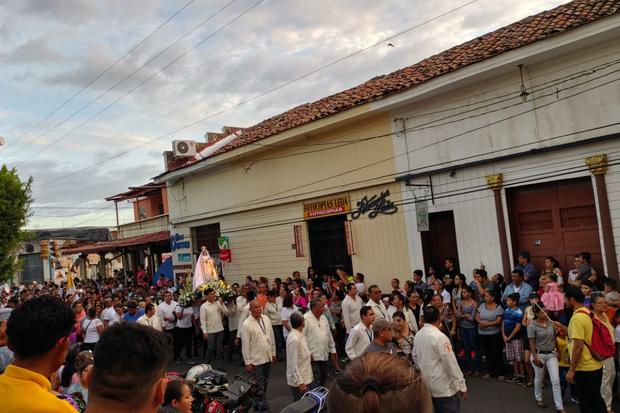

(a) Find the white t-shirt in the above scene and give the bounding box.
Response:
[107,312,121,327]
[159,301,178,331]
[101,307,115,322]
[82,318,103,343]
[281,307,295,339]
[175,305,194,329]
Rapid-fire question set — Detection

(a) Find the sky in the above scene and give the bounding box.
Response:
[0,0,567,229]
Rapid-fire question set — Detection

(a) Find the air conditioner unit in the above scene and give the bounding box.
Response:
[172,140,196,157]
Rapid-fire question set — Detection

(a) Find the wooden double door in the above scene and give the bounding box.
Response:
[507,178,602,273]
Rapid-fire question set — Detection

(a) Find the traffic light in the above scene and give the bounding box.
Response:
[40,241,49,260]
[53,241,61,258]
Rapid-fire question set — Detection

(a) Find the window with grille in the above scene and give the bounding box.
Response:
[560,205,597,227]
[192,223,221,255]
[518,210,553,231]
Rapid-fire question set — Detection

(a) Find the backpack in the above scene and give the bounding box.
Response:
[206,400,225,413]
[577,308,615,361]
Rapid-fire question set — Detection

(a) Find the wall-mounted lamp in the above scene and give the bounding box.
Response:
[518,64,529,102]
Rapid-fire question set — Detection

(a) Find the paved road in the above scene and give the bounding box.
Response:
[170,355,617,412]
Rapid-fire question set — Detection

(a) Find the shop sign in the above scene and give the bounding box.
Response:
[170,233,190,251]
[351,190,398,220]
[172,263,192,278]
[416,200,429,232]
[217,236,229,250]
[344,221,355,255]
[220,249,232,262]
[293,225,304,257]
[303,196,350,219]
[177,253,192,262]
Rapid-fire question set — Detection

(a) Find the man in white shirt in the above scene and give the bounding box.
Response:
[303,297,339,387]
[286,311,313,401]
[137,303,162,331]
[354,273,366,297]
[367,285,389,320]
[265,290,284,360]
[342,284,363,334]
[158,291,178,334]
[145,296,163,326]
[241,300,276,397]
[101,298,116,328]
[345,306,375,360]
[175,301,194,363]
[200,288,228,367]
[413,306,468,413]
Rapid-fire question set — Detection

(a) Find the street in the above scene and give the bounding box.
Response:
[170,356,618,412]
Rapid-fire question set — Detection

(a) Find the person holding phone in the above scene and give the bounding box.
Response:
[527,303,565,412]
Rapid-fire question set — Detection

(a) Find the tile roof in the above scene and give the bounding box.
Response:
[165,0,620,174]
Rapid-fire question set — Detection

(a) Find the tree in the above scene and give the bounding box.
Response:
[0,165,33,282]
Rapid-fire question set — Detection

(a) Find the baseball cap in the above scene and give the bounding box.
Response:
[371,318,397,334]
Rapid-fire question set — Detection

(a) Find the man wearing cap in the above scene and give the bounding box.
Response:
[122,300,144,322]
[363,318,398,355]
[413,306,468,413]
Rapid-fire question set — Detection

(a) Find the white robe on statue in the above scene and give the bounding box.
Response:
[193,247,218,290]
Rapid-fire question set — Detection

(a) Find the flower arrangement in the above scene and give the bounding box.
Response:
[178,280,195,308]
[197,279,235,302]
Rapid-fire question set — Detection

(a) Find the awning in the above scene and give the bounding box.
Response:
[28,227,112,242]
[62,230,170,255]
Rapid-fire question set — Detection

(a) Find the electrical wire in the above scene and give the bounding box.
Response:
[25,0,480,183]
[4,0,242,160]
[169,112,620,224]
[0,0,197,154]
[242,64,620,164]
[33,54,620,194]
[32,206,132,210]
[84,155,620,235]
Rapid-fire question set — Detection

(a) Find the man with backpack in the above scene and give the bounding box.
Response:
[564,286,608,413]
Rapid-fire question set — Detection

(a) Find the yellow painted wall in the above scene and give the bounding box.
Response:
[166,113,412,290]
[167,113,398,223]
[173,182,411,290]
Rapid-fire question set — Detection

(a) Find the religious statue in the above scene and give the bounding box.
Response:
[193,246,219,290]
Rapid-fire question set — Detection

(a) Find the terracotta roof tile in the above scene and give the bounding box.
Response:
[167,0,619,173]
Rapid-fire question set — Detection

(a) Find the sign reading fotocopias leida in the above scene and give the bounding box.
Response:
[303,196,350,219]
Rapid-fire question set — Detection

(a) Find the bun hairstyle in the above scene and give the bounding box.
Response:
[328,352,432,413]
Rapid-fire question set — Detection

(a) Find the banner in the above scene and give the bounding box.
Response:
[344,220,355,255]
[303,196,350,219]
[293,225,304,257]
[416,200,429,232]
[217,236,229,250]
[220,249,232,262]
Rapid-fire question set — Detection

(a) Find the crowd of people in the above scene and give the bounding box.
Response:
[0,249,618,413]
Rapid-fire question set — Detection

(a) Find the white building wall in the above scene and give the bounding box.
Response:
[392,33,620,277]
[404,141,620,277]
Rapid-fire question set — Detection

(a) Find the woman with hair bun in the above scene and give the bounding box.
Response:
[327,352,432,413]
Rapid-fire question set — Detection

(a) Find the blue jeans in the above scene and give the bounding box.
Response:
[459,327,481,372]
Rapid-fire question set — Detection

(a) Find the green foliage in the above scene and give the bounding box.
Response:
[0,165,33,282]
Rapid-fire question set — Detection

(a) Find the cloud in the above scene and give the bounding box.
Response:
[15,0,99,25]
[2,0,571,231]
[1,36,65,65]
